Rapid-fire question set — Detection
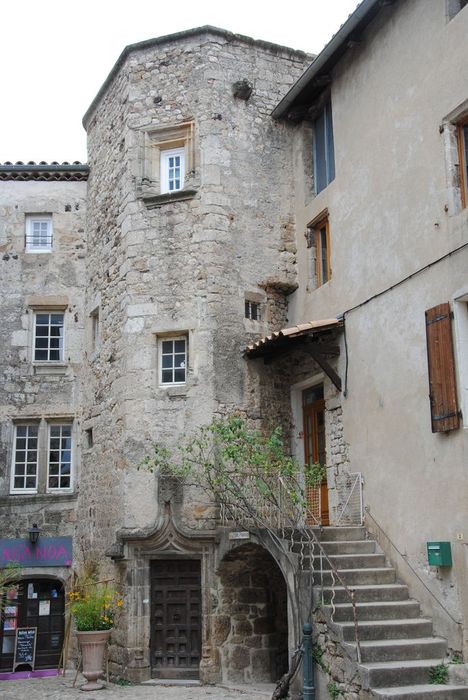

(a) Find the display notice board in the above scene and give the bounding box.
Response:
[13,627,37,671]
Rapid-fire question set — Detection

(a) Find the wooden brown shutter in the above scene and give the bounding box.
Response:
[425,303,459,432]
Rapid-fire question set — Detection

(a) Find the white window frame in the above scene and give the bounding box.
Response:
[25,214,53,253]
[10,424,40,494]
[160,147,185,194]
[245,300,261,321]
[159,335,187,386]
[47,423,73,492]
[33,311,65,363]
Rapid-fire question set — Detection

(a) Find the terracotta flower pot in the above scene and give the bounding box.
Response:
[76,629,112,691]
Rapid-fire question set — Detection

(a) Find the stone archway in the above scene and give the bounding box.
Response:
[214,543,288,684]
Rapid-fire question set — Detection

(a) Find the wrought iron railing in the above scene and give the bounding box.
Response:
[219,471,363,662]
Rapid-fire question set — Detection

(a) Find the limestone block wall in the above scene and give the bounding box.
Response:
[0,180,86,538]
[79,29,311,565]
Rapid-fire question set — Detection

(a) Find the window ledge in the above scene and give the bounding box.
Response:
[2,492,77,505]
[33,363,68,375]
[163,385,188,398]
[141,188,198,209]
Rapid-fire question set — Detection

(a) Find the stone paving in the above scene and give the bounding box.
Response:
[0,675,275,700]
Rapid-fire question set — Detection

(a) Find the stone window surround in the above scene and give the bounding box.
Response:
[9,416,76,496]
[139,121,198,207]
[26,296,70,371]
[25,213,53,253]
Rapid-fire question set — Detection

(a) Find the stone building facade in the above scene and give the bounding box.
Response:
[1,3,468,697]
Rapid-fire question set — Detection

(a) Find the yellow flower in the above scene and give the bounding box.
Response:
[117,599,123,607]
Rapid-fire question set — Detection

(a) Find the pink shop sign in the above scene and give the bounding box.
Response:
[0,537,72,567]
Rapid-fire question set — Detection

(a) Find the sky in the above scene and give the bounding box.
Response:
[0,0,358,163]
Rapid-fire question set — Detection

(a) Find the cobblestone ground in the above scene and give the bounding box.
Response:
[0,675,275,700]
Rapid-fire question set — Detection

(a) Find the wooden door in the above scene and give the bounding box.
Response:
[303,385,329,525]
[0,578,64,670]
[150,559,201,679]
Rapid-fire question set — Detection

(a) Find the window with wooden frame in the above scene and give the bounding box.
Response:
[457,119,468,208]
[425,303,460,432]
[306,212,331,287]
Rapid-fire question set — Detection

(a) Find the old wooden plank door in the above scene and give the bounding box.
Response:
[303,385,329,525]
[150,559,201,679]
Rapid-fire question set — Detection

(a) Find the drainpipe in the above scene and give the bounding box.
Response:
[303,622,315,700]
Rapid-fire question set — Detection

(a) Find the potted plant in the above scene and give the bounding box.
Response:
[68,584,123,691]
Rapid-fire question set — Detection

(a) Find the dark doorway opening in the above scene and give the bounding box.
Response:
[0,578,64,671]
[215,543,288,683]
[150,559,201,679]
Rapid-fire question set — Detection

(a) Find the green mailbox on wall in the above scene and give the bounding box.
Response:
[427,541,452,567]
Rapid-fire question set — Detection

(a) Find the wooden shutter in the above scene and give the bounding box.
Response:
[425,303,459,432]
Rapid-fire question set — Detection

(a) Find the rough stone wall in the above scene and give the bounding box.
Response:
[214,544,288,684]
[80,30,310,570]
[0,180,86,541]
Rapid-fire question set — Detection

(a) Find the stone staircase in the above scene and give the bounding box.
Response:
[298,526,468,700]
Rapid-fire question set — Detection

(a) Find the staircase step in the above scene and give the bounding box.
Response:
[324,553,387,569]
[318,567,397,585]
[339,618,433,642]
[330,600,421,622]
[319,539,378,555]
[311,526,368,541]
[360,659,447,688]
[371,685,468,699]
[316,584,409,604]
[344,638,448,663]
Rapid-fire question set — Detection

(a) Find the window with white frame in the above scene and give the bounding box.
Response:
[159,336,187,385]
[11,421,74,494]
[160,148,185,194]
[11,424,39,492]
[25,214,53,252]
[34,312,64,362]
[245,300,261,321]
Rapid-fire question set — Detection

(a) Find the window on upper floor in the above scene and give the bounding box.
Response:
[307,212,331,287]
[33,312,64,362]
[160,147,185,194]
[313,99,335,194]
[458,119,468,207]
[25,214,53,252]
[11,420,74,494]
[159,336,187,385]
[447,0,468,20]
[245,300,261,321]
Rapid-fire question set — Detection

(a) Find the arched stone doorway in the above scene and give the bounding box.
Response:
[215,543,288,684]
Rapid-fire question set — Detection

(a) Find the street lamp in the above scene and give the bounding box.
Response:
[28,523,40,545]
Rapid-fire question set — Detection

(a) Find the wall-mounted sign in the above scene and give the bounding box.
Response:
[0,537,72,568]
[13,627,37,671]
[228,531,250,540]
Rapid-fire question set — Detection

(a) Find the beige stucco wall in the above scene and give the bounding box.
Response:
[289,0,468,651]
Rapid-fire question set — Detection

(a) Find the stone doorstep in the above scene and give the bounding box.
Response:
[141,680,274,696]
[141,679,201,686]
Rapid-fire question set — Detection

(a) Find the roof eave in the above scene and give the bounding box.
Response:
[272,0,386,119]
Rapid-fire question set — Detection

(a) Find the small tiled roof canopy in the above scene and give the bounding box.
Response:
[0,162,89,182]
[244,318,343,357]
[244,317,344,391]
